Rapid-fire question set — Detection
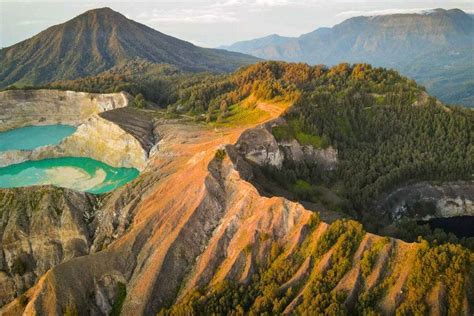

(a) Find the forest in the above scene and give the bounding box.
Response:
[37,60,474,224]
[7,60,473,314]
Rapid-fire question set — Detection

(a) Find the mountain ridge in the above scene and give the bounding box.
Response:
[0,7,259,88]
[221,8,474,106]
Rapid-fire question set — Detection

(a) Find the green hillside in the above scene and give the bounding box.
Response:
[222,9,474,107]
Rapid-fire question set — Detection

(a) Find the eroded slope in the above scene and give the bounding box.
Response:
[1,99,472,315]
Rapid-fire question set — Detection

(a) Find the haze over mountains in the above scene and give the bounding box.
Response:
[222,8,474,107]
[0,8,258,88]
[2,7,473,107]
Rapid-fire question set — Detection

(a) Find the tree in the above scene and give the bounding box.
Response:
[132,93,146,109]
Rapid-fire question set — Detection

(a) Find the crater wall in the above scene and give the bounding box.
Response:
[0,89,130,131]
[0,115,148,170]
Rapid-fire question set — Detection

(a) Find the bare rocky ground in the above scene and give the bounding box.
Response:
[0,98,472,315]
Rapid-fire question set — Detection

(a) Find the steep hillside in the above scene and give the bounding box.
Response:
[1,62,473,315]
[222,9,474,106]
[1,108,472,315]
[0,8,258,88]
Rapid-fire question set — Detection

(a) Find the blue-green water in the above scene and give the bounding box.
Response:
[0,157,139,194]
[0,125,76,151]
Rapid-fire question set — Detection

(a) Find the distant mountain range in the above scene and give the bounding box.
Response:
[0,8,258,88]
[222,9,474,107]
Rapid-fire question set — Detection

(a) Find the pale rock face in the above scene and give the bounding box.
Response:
[235,126,284,168]
[306,146,338,170]
[279,140,338,170]
[436,196,474,218]
[234,119,338,171]
[379,181,474,220]
[0,115,147,170]
[0,89,130,131]
[57,115,147,170]
[279,139,305,162]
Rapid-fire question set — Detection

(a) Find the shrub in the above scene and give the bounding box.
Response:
[110,283,127,316]
[64,302,78,316]
[215,149,226,161]
[132,93,146,109]
[11,257,26,276]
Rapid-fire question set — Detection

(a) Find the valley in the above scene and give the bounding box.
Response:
[0,6,472,315]
[0,62,473,315]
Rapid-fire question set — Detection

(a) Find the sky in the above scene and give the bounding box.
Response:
[0,0,473,48]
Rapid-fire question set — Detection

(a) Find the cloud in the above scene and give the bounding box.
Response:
[139,8,238,24]
[335,8,443,18]
[17,19,50,26]
[214,0,316,8]
[254,0,290,6]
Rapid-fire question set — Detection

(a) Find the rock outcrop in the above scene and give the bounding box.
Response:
[235,118,338,170]
[99,108,156,153]
[378,181,474,220]
[0,187,95,306]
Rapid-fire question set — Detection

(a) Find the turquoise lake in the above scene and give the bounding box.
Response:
[0,157,139,194]
[0,124,77,151]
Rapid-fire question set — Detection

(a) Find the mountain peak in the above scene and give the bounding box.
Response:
[72,7,129,23]
[81,7,120,16]
[0,7,258,88]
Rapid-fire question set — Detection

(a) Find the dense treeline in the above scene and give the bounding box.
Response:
[292,88,473,210]
[398,241,473,315]
[44,60,301,113]
[395,219,474,250]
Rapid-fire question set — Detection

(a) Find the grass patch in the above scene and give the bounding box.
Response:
[292,179,317,201]
[295,131,325,148]
[272,117,328,149]
[272,125,293,142]
[214,104,269,128]
[211,95,290,128]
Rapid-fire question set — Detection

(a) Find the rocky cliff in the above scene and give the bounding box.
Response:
[378,181,474,221]
[0,187,96,306]
[1,100,472,315]
[0,89,130,131]
[235,118,338,171]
